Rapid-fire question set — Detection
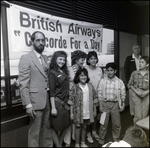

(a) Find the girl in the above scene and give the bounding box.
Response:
[49,51,71,147]
[69,67,98,147]
[64,50,87,147]
[86,51,103,143]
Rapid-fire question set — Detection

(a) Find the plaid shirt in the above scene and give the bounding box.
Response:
[128,70,149,90]
[97,76,126,102]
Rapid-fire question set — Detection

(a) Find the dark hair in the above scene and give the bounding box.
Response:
[73,67,90,84]
[123,126,147,147]
[86,51,99,65]
[140,56,149,64]
[50,50,69,75]
[31,31,45,42]
[106,62,117,70]
[71,50,87,66]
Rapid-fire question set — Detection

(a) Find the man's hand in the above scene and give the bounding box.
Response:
[51,108,57,116]
[26,107,36,119]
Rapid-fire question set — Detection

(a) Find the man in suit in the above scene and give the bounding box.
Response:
[18,31,53,147]
[124,43,141,118]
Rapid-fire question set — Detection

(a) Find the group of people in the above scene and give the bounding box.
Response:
[18,31,149,147]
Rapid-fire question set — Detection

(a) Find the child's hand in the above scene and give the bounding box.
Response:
[135,88,144,97]
[76,123,81,128]
[119,103,125,112]
[140,91,149,98]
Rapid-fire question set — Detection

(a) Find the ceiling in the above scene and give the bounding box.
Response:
[130,1,149,7]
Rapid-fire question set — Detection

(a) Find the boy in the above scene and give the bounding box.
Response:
[127,56,149,125]
[97,62,126,145]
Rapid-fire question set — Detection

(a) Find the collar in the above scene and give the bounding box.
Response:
[106,76,117,82]
[132,54,141,59]
[33,49,42,59]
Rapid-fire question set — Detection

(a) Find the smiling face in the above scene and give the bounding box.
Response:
[88,56,97,67]
[32,32,45,54]
[56,56,66,68]
[139,59,148,70]
[76,58,85,68]
[106,67,116,79]
[79,72,87,84]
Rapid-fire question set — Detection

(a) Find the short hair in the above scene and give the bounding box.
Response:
[140,56,149,64]
[123,126,147,147]
[132,43,141,48]
[31,31,45,42]
[86,51,99,65]
[73,67,90,84]
[106,62,117,70]
[71,50,87,66]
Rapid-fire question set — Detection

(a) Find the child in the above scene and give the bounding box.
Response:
[64,50,87,147]
[127,56,149,125]
[48,51,71,147]
[86,51,103,143]
[102,126,148,147]
[97,62,126,145]
[69,67,98,147]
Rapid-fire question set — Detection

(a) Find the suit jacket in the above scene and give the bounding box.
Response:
[124,55,137,84]
[18,50,49,110]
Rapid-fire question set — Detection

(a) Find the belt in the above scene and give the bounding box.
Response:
[55,97,70,110]
[105,101,118,103]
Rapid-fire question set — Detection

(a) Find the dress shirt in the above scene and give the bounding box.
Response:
[132,54,141,70]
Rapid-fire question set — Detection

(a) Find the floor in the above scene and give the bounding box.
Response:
[1,106,149,147]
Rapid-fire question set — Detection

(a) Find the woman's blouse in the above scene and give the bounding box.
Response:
[86,66,103,90]
[49,69,69,102]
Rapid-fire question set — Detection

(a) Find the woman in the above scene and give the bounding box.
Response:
[86,51,103,143]
[49,51,71,147]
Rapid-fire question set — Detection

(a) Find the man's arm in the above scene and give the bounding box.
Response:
[18,55,36,118]
[18,55,31,106]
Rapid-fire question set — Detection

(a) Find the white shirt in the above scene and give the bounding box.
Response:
[132,54,141,70]
[79,83,90,119]
[33,49,42,64]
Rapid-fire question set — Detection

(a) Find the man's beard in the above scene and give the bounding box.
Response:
[34,45,44,54]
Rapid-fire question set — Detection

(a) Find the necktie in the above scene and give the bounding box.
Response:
[40,55,47,70]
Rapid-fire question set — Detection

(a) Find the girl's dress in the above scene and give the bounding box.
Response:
[49,69,71,131]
